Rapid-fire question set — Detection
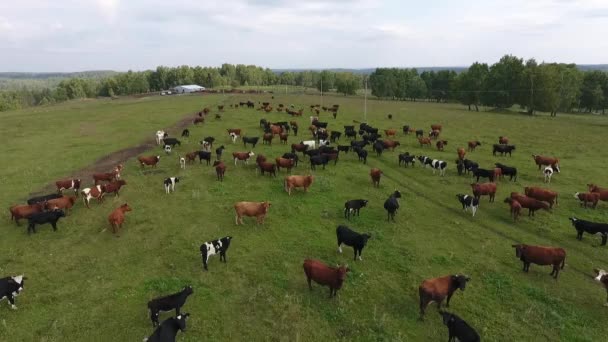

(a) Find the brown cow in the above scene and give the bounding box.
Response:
[370,168,382,188]
[213,161,226,181]
[275,158,295,173]
[291,143,308,154]
[55,179,82,195]
[234,201,271,225]
[382,140,400,151]
[279,133,288,144]
[303,259,349,298]
[588,184,608,201]
[9,203,45,225]
[138,155,160,168]
[429,130,440,139]
[81,185,106,209]
[104,180,127,197]
[45,196,77,214]
[108,203,132,235]
[257,160,277,177]
[193,117,204,124]
[430,124,442,131]
[493,167,503,181]
[512,244,566,279]
[227,128,242,136]
[510,193,551,216]
[524,187,558,208]
[284,175,314,195]
[504,198,522,221]
[232,151,255,166]
[457,147,466,160]
[471,183,497,202]
[418,137,432,147]
[185,151,198,163]
[467,141,481,152]
[418,274,470,319]
[384,129,397,137]
[436,140,448,151]
[93,170,120,185]
[263,133,274,145]
[499,136,509,144]
[202,107,210,114]
[574,192,600,208]
[270,125,282,136]
[532,155,560,171]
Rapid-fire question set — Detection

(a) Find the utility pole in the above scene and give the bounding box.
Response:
[320,76,323,106]
[364,75,368,122]
[529,73,534,115]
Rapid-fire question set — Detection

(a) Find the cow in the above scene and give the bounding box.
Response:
[301,140,316,150]
[498,136,509,144]
[8,203,45,225]
[262,133,273,145]
[418,274,470,319]
[164,177,179,194]
[472,167,494,182]
[384,129,397,137]
[275,158,295,173]
[574,192,600,208]
[270,125,283,136]
[238,137,259,149]
[81,185,106,209]
[303,259,349,298]
[467,141,481,152]
[431,124,442,131]
[227,128,242,137]
[229,132,240,143]
[418,137,432,147]
[196,151,212,165]
[179,156,186,169]
[162,138,181,148]
[471,183,496,202]
[544,166,554,183]
[212,161,226,182]
[104,180,127,197]
[512,244,566,279]
[337,145,350,154]
[201,137,215,150]
[291,143,309,154]
[418,155,432,168]
[439,311,480,342]
[257,160,277,177]
[0,275,26,310]
[336,225,371,261]
[569,217,608,246]
[185,152,198,164]
[532,154,560,172]
[279,133,289,144]
[27,209,65,234]
[458,159,478,175]
[429,129,441,139]
[155,130,166,145]
[436,140,448,151]
[164,145,172,155]
[143,313,190,342]
[344,199,368,220]
[234,201,271,225]
[588,184,608,202]
[281,153,300,166]
[370,168,382,187]
[215,146,225,161]
[193,117,204,124]
[456,194,479,217]
[27,193,62,205]
[108,203,132,235]
[398,153,416,167]
[430,160,448,176]
[232,151,255,166]
[353,147,368,164]
[181,129,189,137]
[382,140,400,151]
[457,147,466,160]
[524,187,558,208]
[138,156,161,168]
[44,196,76,214]
[494,163,517,181]
[510,193,551,216]
[284,175,314,196]
[55,179,82,195]
[415,129,424,138]
[504,197,522,221]
[493,144,516,157]
[383,190,402,222]
[200,236,232,271]
[593,269,608,307]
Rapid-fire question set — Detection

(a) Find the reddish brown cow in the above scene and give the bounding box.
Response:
[504,198,522,221]
[525,187,558,208]
[9,203,45,225]
[532,155,560,171]
[429,130,440,139]
[212,161,226,181]
[499,136,509,144]
[92,169,120,185]
[384,129,397,137]
[108,203,132,235]
[418,137,432,147]
[193,117,204,124]
[322,152,339,165]
[289,121,298,128]
[55,179,82,195]
[291,143,308,154]
[467,141,481,152]
[431,124,442,131]
[138,155,160,168]
[234,201,271,225]
[227,128,242,136]
[257,160,277,177]
[275,158,295,172]
[279,133,288,144]
[436,140,448,151]
[471,183,497,202]
[81,185,106,209]
[185,151,198,163]
[512,244,566,279]
[588,184,608,201]
[493,167,503,181]
[303,259,349,298]
[232,151,255,165]
[104,180,127,197]
[264,106,273,113]
[510,193,551,216]
[263,133,274,145]
[457,147,466,160]
[574,192,600,208]
[370,168,382,188]
[284,175,314,195]
[418,274,470,318]
[382,140,401,151]
[45,196,77,214]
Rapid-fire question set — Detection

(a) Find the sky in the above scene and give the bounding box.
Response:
[1,0,607,72]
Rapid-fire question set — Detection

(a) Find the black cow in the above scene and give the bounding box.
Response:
[345,129,357,139]
[456,194,479,217]
[383,190,402,222]
[310,155,329,170]
[197,151,212,165]
[492,144,516,157]
[181,129,189,137]
[415,129,424,137]
[336,225,371,261]
[350,140,368,149]
[162,138,181,147]
[353,147,368,164]
[472,167,494,182]
[282,153,300,166]
[344,125,355,131]
[402,125,410,134]
[373,141,384,157]
[0,275,25,310]
[313,121,328,129]
[330,131,341,142]
[27,210,65,234]
[399,153,416,167]
[259,119,267,128]
[147,286,194,327]
[291,125,298,136]
[243,137,260,148]
[461,159,478,174]
[440,311,480,342]
[27,193,62,205]
[337,145,350,154]
[569,217,608,245]
[144,313,190,342]
[215,146,225,160]
[200,137,215,149]
[304,149,321,158]
[200,236,232,271]
[344,199,368,219]
[495,163,518,181]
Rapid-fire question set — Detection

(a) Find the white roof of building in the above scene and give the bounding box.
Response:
[175,84,205,90]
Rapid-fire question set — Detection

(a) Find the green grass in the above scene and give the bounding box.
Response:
[1,93,608,341]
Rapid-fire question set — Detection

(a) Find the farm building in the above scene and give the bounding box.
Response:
[173,84,205,93]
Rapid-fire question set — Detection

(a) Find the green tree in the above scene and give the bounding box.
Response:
[334,72,360,95]
[457,62,489,111]
[482,55,525,109]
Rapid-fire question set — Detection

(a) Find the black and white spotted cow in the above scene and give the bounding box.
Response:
[431,159,448,176]
[164,145,172,154]
[144,313,190,342]
[200,236,232,271]
[544,166,554,183]
[164,177,179,194]
[417,155,432,168]
[147,286,193,327]
[456,194,479,217]
[0,275,25,310]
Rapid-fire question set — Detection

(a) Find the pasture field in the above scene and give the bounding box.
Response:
[1,93,608,341]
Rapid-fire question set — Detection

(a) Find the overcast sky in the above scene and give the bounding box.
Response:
[1,0,607,72]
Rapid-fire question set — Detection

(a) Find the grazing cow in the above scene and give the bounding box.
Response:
[525,187,558,208]
[415,129,424,137]
[498,136,509,144]
[243,136,260,148]
[440,311,480,342]
[55,179,82,195]
[512,244,566,279]
[27,210,65,234]
[200,236,232,271]
[457,147,466,160]
[418,274,470,318]
[262,133,273,145]
[164,177,179,194]
[138,155,161,168]
[234,201,271,225]
[212,161,226,181]
[156,131,166,145]
[504,197,522,221]
[108,203,132,235]
[81,185,106,209]
[467,141,481,152]
[574,192,601,208]
[303,259,349,298]
[215,146,225,160]
[471,183,496,202]
[336,225,371,261]
[436,140,448,151]
[275,158,295,173]
[344,199,368,219]
[44,196,77,214]
[281,153,300,166]
[9,203,45,225]
[456,194,479,217]
[370,168,382,187]
[492,144,516,157]
[532,155,560,172]
[0,275,25,310]
[569,217,608,245]
[181,129,189,137]
[162,138,181,148]
[510,193,551,216]
[588,184,608,202]
[284,175,314,195]
[27,193,62,205]
[544,166,554,183]
[104,180,127,197]
[144,313,190,342]
[398,153,416,167]
[383,190,402,222]
[494,163,517,181]
[430,160,448,176]
[353,147,368,164]
[418,137,432,147]
[472,167,494,182]
[197,151,212,165]
[232,151,255,166]
[382,140,400,151]
[384,129,397,137]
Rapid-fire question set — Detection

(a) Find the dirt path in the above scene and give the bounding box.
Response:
[29,113,199,197]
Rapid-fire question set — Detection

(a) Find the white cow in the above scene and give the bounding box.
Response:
[155,130,165,145]
[301,140,316,149]
[179,157,186,169]
[544,166,554,183]
[229,132,239,144]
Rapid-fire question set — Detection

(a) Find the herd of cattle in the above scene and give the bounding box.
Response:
[4,100,608,341]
